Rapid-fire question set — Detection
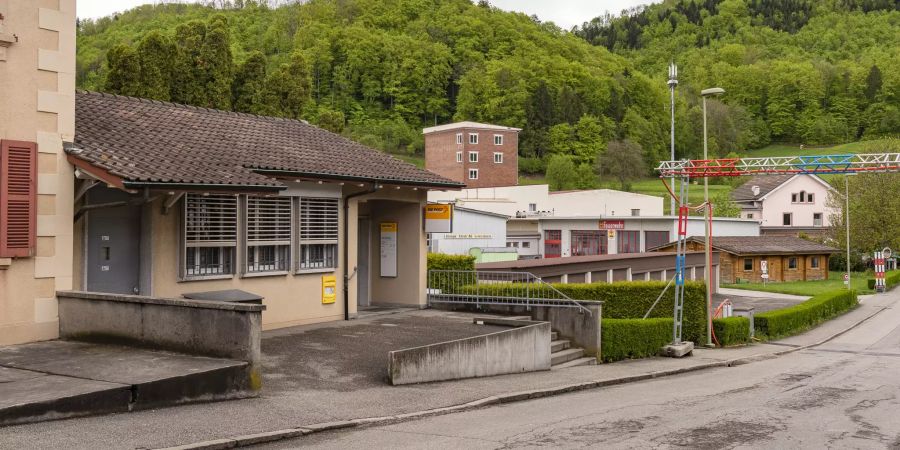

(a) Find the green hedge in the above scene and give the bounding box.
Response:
[755,289,858,339]
[427,253,475,271]
[458,281,708,343]
[601,318,673,362]
[712,317,751,347]
[868,270,900,291]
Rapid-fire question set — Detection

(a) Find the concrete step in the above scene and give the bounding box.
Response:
[550,347,585,366]
[551,331,558,341]
[552,356,598,370]
[550,339,571,353]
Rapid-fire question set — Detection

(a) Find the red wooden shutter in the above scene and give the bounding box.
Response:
[0,140,38,258]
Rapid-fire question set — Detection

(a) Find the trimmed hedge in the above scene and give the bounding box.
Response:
[755,289,858,339]
[427,253,475,271]
[712,317,751,347]
[868,270,900,291]
[601,318,673,362]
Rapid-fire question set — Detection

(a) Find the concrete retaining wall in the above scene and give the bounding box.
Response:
[389,321,551,385]
[57,291,264,387]
[532,303,602,358]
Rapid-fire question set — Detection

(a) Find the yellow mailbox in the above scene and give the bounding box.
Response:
[322,275,337,304]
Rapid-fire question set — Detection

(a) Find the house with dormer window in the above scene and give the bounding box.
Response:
[732,174,838,237]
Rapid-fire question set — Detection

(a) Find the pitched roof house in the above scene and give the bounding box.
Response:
[69,91,462,330]
[732,174,837,237]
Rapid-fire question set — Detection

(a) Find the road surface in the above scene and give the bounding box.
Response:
[263,292,900,449]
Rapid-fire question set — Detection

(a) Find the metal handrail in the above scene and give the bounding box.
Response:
[427,269,593,316]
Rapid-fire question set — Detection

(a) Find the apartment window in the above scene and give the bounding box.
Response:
[791,193,798,203]
[811,256,820,269]
[468,169,479,180]
[246,196,292,274]
[783,213,793,226]
[644,231,670,250]
[617,230,641,254]
[493,152,503,163]
[807,193,814,203]
[493,134,503,145]
[469,133,478,144]
[746,213,754,219]
[528,203,537,212]
[571,230,607,256]
[506,242,514,248]
[456,151,462,163]
[744,258,753,271]
[469,151,479,163]
[299,197,339,270]
[511,242,520,248]
[455,133,462,145]
[788,257,798,270]
[813,213,823,227]
[183,194,237,278]
[631,209,640,217]
[522,241,531,248]
[544,230,562,258]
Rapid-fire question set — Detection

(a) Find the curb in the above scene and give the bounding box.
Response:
[157,305,889,450]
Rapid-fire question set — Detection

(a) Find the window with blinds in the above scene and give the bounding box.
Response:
[246,196,292,273]
[183,194,237,277]
[299,197,339,270]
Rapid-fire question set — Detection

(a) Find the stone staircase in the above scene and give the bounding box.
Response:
[550,331,597,370]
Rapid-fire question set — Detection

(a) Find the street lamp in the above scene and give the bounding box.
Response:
[667,62,678,216]
[701,87,724,348]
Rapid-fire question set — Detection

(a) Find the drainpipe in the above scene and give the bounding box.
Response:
[343,184,378,320]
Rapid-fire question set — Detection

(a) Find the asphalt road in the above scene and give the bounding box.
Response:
[263,293,900,449]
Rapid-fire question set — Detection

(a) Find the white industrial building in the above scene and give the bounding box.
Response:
[427,206,508,256]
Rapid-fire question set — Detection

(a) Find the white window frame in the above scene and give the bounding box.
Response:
[297,197,339,272]
[783,213,793,226]
[468,133,478,144]
[469,151,479,163]
[493,152,503,163]
[468,168,479,180]
[244,195,292,276]
[813,212,823,227]
[456,151,463,163]
[182,194,238,280]
[455,133,463,145]
[493,134,503,145]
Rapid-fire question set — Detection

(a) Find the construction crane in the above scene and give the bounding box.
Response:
[656,152,900,352]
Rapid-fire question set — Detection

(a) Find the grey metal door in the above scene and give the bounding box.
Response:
[357,218,370,307]
[86,188,141,295]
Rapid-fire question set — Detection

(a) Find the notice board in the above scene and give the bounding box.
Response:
[380,222,398,278]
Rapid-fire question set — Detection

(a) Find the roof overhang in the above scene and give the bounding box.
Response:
[252,168,464,190]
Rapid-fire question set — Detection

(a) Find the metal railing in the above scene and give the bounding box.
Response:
[427,270,592,316]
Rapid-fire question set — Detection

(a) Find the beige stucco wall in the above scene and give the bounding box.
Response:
[759,175,836,228]
[0,0,76,345]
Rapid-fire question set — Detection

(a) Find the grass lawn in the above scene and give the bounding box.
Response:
[723,271,873,296]
[746,138,900,158]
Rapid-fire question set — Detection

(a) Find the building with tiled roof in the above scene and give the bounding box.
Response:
[68,91,463,331]
[732,174,837,238]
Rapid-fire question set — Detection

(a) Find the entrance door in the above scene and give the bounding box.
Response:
[357,217,371,307]
[86,188,141,295]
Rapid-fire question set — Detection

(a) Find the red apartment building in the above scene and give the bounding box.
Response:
[423,121,521,188]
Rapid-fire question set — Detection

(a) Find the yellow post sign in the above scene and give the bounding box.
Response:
[321,275,337,304]
[424,204,453,233]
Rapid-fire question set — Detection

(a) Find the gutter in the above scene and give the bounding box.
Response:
[342,185,378,320]
[122,181,285,193]
[252,168,463,190]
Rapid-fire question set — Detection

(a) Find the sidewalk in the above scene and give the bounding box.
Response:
[0,290,894,450]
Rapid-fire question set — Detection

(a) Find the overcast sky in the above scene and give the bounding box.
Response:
[77,0,651,28]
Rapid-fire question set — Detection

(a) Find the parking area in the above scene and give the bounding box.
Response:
[261,309,508,392]
[714,288,809,313]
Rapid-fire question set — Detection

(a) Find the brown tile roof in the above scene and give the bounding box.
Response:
[69,91,463,191]
[663,236,838,255]
[732,174,795,201]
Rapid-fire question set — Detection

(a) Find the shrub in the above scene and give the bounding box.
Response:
[427,253,475,271]
[459,281,707,343]
[755,290,858,339]
[712,317,751,347]
[868,279,876,290]
[601,318,673,362]
[518,157,545,175]
[871,270,900,291]
[427,253,476,293]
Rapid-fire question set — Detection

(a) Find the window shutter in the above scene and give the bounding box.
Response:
[300,198,339,241]
[0,140,37,258]
[184,194,237,246]
[247,196,292,245]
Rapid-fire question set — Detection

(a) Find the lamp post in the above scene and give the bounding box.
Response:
[701,87,724,348]
[845,174,852,289]
[667,62,678,216]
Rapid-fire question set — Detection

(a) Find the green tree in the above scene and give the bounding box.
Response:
[104,44,141,97]
[711,191,741,218]
[572,115,605,166]
[201,15,234,110]
[547,123,574,157]
[264,51,312,119]
[316,108,345,133]
[171,20,208,106]
[545,155,578,191]
[864,65,882,102]
[232,51,268,114]
[136,31,175,101]
[828,173,900,264]
[574,164,598,189]
[600,140,645,191]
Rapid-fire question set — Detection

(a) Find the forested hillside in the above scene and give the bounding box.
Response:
[77,0,900,182]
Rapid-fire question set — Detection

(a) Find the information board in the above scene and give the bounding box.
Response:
[424,204,453,233]
[380,222,398,278]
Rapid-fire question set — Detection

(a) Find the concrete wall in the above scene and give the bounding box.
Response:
[0,0,76,345]
[759,175,836,228]
[57,291,263,371]
[532,303,602,358]
[388,321,551,385]
[430,208,507,255]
